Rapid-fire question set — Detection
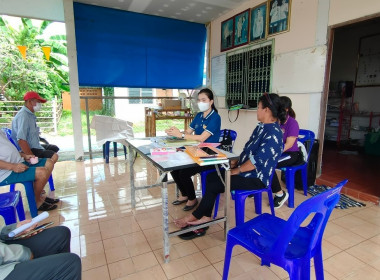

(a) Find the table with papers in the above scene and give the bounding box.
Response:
[126,138,239,263]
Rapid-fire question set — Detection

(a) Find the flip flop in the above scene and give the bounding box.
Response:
[183,199,198,211]
[44,197,60,204]
[179,226,209,240]
[38,201,57,211]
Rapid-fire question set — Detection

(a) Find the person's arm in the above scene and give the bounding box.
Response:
[182,130,211,142]
[18,139,34,156]
[283,136,297,152]
[166,126,210,142]
[233,128,282,176]
[0,160,28,173]
[231,160,255,176]
[282,118,299,152]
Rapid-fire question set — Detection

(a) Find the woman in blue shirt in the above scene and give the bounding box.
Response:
[166,88,221,211]
[174,93,286,233]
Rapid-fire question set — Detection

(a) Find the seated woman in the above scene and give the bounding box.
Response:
[166,88,221,211]
[271,96,303,209]
[174,93,286,229]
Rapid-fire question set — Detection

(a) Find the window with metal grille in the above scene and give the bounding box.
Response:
[226,40,273,109]
[128,88,153,104]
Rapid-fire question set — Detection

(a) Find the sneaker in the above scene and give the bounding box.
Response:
[273,191,289,209]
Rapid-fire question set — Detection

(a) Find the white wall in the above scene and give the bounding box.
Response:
[210,0,326,151]
[329,0,380,27]
[114,88,151,124]
[0,0,64,22]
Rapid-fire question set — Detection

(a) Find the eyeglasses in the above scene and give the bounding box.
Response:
[263,92,273,107]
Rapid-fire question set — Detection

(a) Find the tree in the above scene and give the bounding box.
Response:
[0,17,68,101]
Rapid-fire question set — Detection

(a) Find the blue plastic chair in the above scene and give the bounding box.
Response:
[2,127,55,192]
[231,171,275,226]
[0,181,38,218]
[222,179,348,280]
[0,191,26,225]
[200,129,237,218]
[280,129,315,208]
[103,141,127,163]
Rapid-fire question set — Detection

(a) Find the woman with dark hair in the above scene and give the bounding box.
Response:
[174,93,285,237]
[271,96,302,209]
[166,88,221,211]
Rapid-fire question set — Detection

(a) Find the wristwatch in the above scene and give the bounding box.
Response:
[181,133,185,139]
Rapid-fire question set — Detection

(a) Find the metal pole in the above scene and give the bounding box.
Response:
[85,98,92,159]
[52,96,57,134]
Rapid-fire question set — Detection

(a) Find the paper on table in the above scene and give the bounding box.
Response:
[198,143,220,148]
[8,212,49,237]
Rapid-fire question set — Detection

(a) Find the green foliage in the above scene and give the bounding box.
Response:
[103,87,115,116]
[0,17,68,101]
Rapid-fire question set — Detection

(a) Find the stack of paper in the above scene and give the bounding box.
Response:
[185,146,229,166]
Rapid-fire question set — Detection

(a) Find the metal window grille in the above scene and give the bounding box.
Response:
[226,41,273,109]
[128,88,153,104]
[141,88,153,104]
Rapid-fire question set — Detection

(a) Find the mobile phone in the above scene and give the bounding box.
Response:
[200,147,218,156]
[13,222,54,240]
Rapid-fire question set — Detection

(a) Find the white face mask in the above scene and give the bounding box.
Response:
[197,102,210,112]
[33,102,42,112]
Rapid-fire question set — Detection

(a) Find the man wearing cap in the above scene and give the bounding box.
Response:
[11,91,59,164]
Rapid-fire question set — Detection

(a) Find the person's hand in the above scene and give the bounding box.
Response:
[166,127,181,138]
[230,160,238,168]
[23,154,35,163]
[15,220,37,238]
[231,168,240,176]
[12,163,28,173]
[15,220,43,239]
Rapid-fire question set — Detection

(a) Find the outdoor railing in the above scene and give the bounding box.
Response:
[0,97,63,133]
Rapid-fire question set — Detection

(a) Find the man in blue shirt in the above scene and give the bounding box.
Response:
[11,91,59,164]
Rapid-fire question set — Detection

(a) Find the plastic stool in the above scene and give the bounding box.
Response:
[0,191,26,225]
[103,141,127,163]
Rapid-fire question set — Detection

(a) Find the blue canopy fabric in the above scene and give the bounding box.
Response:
[73,3,207,89]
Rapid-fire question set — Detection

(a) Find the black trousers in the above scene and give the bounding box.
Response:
[42,144,60,153]
[271,151,303,193]
[192,170,265,219]
[171,165,215,201]
[4,226,81,280]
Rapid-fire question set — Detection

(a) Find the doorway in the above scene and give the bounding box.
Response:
[319,17,380,204]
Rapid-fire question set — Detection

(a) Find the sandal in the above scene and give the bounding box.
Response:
[179,227,209,240]
[172,199,188,205]
[44,197,60,204]
[38,201,57,211]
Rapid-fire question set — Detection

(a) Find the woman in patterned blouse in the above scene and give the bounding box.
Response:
[174,93,286,231]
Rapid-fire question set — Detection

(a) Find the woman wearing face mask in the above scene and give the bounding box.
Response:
[174,93,286,238]
[166,88,221,211]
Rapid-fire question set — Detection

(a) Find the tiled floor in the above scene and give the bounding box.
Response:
[318,141,380,204]
[4,156,380,279]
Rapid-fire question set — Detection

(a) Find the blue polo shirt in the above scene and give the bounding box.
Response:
[11,106,43,150]
[189,110,221,143]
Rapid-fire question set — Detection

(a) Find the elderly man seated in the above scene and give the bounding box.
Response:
[11,91,59,164]
[0,130,57,211]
